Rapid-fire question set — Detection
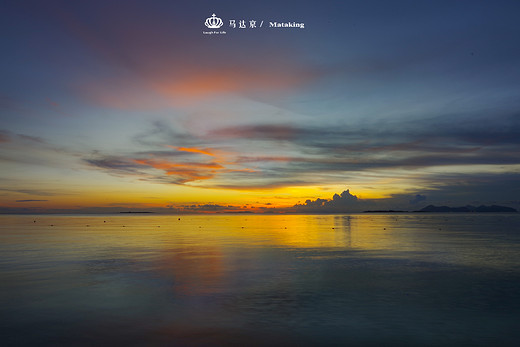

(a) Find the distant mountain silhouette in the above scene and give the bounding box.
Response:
[416,205,517,213]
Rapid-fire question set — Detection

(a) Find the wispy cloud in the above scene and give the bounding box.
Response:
[165,203,252,214]
[0,188,58,196]
[15,199,48,202]
[84,157,145,175]
[209,124,303,141]
[173,146,215,157]
[0,129,46,145]
[0,131,10,143]
[81,109,520,194]
[209,111,520,168]
[134,158,223,183]
[0,129,76,172]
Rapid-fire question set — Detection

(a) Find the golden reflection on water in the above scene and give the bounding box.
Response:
[3,214,518,257]
[4,213,516,298]
[0,214,412,251]
[0,214,408,297]
[1,214,520,346]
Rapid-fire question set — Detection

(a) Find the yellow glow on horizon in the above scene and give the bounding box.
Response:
[0,180,402,211]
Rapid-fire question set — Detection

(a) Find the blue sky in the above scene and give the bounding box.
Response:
[1,0,520,213]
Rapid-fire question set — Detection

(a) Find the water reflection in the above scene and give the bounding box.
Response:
[1,214,520,346]
[159,246,225,295]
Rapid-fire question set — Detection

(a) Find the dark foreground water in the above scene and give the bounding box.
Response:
[1,214,519,346]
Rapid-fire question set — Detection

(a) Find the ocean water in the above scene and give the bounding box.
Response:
[1,213,519,346]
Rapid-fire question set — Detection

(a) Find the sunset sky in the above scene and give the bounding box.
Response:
[1,0,520,213]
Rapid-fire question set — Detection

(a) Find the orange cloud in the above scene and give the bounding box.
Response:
[134,158,223,183]
[131,145,260,186]
[47,2,322,109]
[173,146,215,157]
[77,64,319,109]
[154,67,314,99]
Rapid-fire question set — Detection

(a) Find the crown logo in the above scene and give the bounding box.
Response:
[205,13,223,29]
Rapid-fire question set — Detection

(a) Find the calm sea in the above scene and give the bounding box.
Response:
[1,214,519,346]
